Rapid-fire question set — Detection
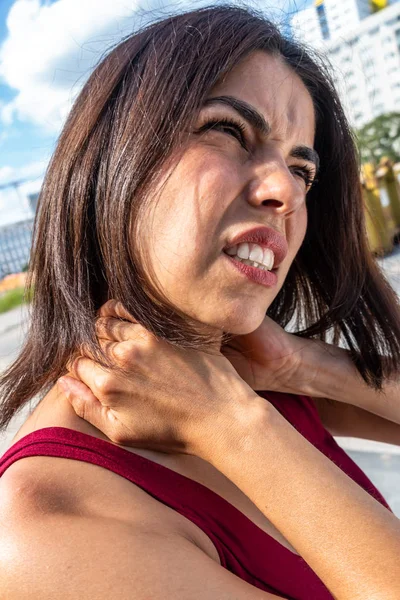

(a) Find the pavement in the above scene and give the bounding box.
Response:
[1,260,400,516]
[0,303,30,372]
[377,244,400,296]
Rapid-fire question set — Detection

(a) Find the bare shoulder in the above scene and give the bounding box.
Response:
[0,459,280,600]
[0,388,222,565]
[0,451,217,548]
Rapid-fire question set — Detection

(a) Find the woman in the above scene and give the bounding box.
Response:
[1,4,400,599]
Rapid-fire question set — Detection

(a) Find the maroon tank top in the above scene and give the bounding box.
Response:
[0,391,392,600]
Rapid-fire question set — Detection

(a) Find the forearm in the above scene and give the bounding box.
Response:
[298,339,400,424]
[207,397,400,600]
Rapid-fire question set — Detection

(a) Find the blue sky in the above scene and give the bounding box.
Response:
[0,0,311,224]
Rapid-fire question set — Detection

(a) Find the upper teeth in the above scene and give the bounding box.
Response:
[225,243,275,270]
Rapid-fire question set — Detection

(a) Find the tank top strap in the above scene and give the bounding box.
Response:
[0,425,334,599]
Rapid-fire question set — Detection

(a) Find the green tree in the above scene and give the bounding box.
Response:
[355,112,400,165]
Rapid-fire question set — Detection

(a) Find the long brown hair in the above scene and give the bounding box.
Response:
[1,4,400,430]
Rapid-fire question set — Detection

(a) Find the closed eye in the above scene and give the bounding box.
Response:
[194,117,248,150]
[290,164,317,190]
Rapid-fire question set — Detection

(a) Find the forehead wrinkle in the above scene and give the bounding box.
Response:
[269,66,315,137]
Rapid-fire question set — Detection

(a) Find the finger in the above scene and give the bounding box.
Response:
[95,316,140,343]
[58,375,119,436]
[98,338,138,366]
[74,340,137,371]
[98,299,138,323]
[67,355,114,398]
[58,375,97,406]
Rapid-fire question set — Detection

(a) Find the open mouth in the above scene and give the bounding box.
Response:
[222,249,277,273]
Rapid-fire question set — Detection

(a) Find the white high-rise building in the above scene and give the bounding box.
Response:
[291,1,400,128]
[291,0,373,46]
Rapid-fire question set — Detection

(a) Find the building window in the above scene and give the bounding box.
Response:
[363,58,374,69]
[316,2,330,40]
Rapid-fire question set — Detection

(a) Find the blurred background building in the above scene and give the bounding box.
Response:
[291,0,400,128]
[0,180,38,279]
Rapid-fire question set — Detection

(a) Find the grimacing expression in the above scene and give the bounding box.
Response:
[145,51,317,340]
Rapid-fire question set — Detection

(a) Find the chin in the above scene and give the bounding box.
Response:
[214,306,270,335]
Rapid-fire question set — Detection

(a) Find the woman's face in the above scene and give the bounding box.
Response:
[145,51,318,340]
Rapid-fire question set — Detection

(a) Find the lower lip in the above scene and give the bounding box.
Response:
[223,253,278,287]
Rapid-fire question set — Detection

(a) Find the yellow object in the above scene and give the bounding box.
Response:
[363,198,383,254]
[315,0,324,6]
[361,163,394,254]
[376,160,400,229]
[370,0,387,11]
[362,163,377,190]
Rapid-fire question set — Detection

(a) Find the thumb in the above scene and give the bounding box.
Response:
[58,376,107,429]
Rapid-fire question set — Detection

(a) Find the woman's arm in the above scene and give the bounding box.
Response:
[64,372,400,600]
[62,303,400,599]
[298,339,400,424]
[220,313,400,428]
[312,396,400,446]
[207,397,400,600]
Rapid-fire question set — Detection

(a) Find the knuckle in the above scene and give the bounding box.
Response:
[136,328,153,346]
[96,316,113,337]
[93,371,114,396]
[99,299,117,317]
[112,342,135,364]
[95,316,106,331]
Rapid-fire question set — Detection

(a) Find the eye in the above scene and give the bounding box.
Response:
[195,117,248,150]
[290,164,317,191]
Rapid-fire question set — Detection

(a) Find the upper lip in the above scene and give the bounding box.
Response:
[223,225,288,269]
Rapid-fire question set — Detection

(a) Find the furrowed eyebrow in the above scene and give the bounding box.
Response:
[202,95,271,137]
[202,95,320,174]
[291,146,320,174]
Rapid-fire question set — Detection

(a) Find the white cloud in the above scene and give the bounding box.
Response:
[0,166,14,183]
[0,0,146,131]
[0,160,46,225]
[0,186,30,225]
[0,160,46,185]
[0,0,292,133]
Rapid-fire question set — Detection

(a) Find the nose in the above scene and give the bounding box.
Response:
[247,161,305,216]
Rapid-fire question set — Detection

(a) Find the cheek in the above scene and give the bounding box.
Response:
[298,203,308,243]
[147,154,239,277]
[292,203,308,256]
[282,203,308,270]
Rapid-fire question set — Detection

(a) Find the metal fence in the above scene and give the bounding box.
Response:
[0,218,34,280]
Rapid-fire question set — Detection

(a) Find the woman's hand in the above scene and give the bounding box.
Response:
[59,300,263,459]
[221,315,319,394]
